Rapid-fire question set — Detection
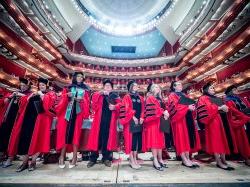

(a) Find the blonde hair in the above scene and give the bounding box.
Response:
[150,84,162,98]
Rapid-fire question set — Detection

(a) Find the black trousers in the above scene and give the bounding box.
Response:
[89,150,112,163]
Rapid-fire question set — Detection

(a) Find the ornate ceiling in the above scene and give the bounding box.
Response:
[0,0,249,95]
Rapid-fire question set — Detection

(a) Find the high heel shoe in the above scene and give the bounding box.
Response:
[58,159,65,169]
[69,160,77,169]
[216,164,234,171]
[159,162,168,168]
[153,164,163,171]
[129,163,140,170]
[69,163,76,169]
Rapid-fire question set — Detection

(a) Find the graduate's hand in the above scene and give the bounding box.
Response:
[139,118,144,124]
[103,90,110,95]
[133,116,139,125]
[109,104,115,110]
[37,91,45,100]
[163,110,169,117]
[37,90,43,96]
[219,105,228,112]
[164,115,169,120]
[163,110,169,120]
[188,104,196,111]
[67,92,72,97]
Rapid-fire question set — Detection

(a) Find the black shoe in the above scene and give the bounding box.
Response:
[159,162,168,168]
[16,163,28,172]
[227,166,235,170]
[28,162,36,172]
[153,164,163,171]
[87,161,96,168]
[192,163,200,168]
[182,163,196,169]
[103,160,112,167]
[216,164,234,171]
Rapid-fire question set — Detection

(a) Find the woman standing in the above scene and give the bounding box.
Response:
[27,78,57,171]
[120,80,145,169]
[56,72,90,169]
[197,82,235,170]
[144,83,169,171]
[167,81,200,168]
[1,78,32,168]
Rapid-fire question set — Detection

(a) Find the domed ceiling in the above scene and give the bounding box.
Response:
[75,0,172,36]
[74,0,181,59]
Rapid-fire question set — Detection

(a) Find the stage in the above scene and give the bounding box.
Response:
[0,152,249,187]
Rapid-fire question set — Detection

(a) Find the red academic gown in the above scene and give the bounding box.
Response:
[144,95,165,150]
[119,94,146,154]
[86,92,121,152]
[167,93,200,156]
[197,95,236,155]
[226,100,250,159]
[28,91,57,155]
[7,91,33,157]
[55,87,90,152]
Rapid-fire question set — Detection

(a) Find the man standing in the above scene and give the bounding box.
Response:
[87,79,121,167]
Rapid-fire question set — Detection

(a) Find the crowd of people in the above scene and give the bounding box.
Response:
[0,71,249,173]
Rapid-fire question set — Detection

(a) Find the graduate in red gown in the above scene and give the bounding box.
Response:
[4,78,42,172]
[167,81,200,168]
[27,78,57,171]
[119,80,145,169]
[144,83,169,171]
[55,72,90,169]
[0,86,22,165]
[225,85,250,166]
[197,82,235,170]
[87,79,121,168]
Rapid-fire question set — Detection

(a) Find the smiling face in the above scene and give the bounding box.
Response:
[151,84,161,95]
[103,83,113,93]
[174,81,183,92]
[76,74,84,84]
[20,82,29,92]
[39,82,47,92]
[208,85,215,95]
[131,83,139,92]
